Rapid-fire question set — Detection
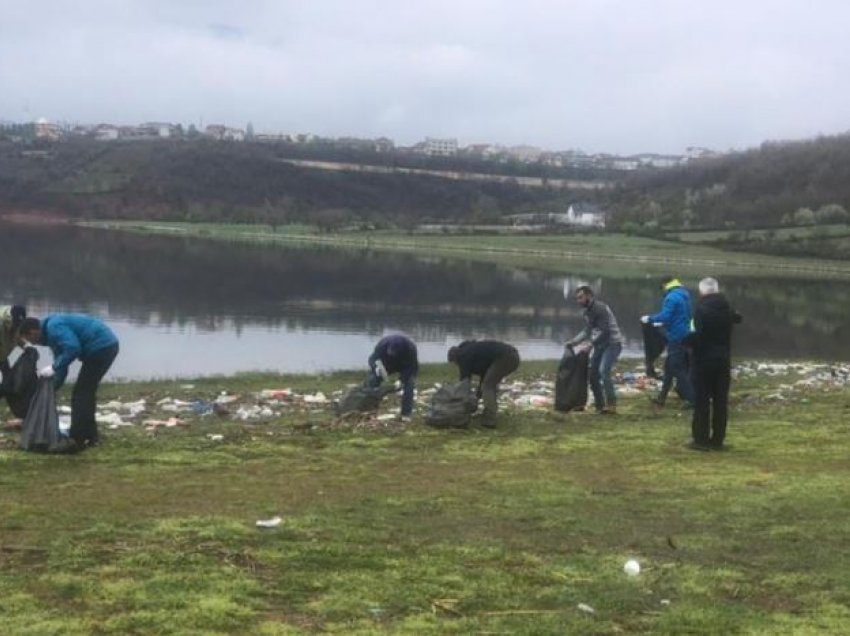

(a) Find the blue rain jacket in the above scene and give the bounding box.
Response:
[649,286,693,344]
[40,314,118,389]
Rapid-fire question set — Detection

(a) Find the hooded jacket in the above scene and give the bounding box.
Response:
[688,293,742,361]
[368,334,418,377]
[649,284,693,344]
[40,314,119,389]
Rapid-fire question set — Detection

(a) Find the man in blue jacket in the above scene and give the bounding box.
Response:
[367,334,418,421]
[19,315,119,448]
[642,276,694,409]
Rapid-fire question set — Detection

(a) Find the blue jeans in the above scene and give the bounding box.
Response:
[368,368,416,417]
[657,341,694,406]
[589,342,622,410]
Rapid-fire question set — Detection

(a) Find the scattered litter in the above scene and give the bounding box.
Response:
[143,417,187,431]
[255,516,283,528]
[660,599,671,606]
[376,414,397,422]
[206,434,224,442]
[180,384,195,390]
[577,603,595,615]
[97,412,129,427]
[303,392,328,404]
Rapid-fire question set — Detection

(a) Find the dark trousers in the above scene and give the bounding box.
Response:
[480,348,521,425]
[368,367,417,417]
[657,341,694,406]
[589,342,622,410]
[691,356,731,447]
[70,343,119,444]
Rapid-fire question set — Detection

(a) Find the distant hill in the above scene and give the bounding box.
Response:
[610,133,850,231]
[0,139,606,228]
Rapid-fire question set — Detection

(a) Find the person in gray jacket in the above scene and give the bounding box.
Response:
[565,285,624,414]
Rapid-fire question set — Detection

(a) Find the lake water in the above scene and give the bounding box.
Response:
[1,224,848,380]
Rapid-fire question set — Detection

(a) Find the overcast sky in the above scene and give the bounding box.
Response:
[2,0,849,154]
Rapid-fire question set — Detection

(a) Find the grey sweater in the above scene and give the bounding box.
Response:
[566,299,624,348]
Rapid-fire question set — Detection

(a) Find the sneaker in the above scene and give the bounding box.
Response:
[601,406,617,415]
[685,441,712,452]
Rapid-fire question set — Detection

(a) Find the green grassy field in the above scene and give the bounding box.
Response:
[2,361,849,634]
[80,221,850,279]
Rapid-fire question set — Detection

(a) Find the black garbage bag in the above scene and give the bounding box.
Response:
[335,382,398,416]
[642,322,667,379]
[19,377,76,453]
[425,379,479,428]
[554,348,589,412]
[3,346,39,419]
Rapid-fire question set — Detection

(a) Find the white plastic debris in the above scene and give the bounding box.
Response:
[207,434,224,442]
[577,603,595,614]
[624,559,641,576]
[255,516,283,528]
[303,392,328,404]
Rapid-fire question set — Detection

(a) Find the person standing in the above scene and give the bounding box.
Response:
[0,304,27,386]
[447,340,520,428]
[18,314,119,448]
[565,285,624,414]
[368,334,419,421]
[687,277,742,450]
[642,276,695,409]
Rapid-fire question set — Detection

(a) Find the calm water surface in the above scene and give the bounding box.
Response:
[1,224,848,380]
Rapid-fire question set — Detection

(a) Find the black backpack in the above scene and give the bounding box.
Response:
[554,349,589,413]
[425,379,479,428]
[3,347,39,419]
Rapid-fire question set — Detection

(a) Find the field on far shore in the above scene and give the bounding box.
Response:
[2,360,850,634]
[80,221,850,279]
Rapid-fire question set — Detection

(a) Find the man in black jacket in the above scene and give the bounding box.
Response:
[687,277,742,450]
[447,340,520,428]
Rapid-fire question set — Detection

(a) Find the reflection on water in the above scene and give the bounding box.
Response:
[1,223,847,379]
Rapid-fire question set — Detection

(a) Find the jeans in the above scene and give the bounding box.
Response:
[657,341,694,406]
[589,342,622,410]
[70,342,119,444]
[368,367,417,417]
[691,356,731,447]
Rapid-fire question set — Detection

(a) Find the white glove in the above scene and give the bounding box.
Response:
[374,360,388,379]
[38,365,55,379]
[640,315,651,324]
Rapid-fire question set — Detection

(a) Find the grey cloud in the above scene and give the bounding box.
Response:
[1,0,849,153]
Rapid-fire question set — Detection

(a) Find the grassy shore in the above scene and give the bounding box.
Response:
[80,221,850,279]
[2,360,850,634]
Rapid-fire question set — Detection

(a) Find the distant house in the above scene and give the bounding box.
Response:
[139,122,175,138]
[34,117,62,141]
[374,137,395,153]
[204,125,245,141]
[94,124,119,141]
[423,137,458,157]
[566,203,606,228]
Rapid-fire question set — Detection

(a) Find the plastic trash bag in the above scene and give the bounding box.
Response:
[554,348,589,412]
[642,322,667,379]
[19,377,76,453]
[335,382,398,416]
[424,379,479,428]
[3,346,39,419]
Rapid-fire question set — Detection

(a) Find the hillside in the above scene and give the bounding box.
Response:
[0,139,603,227]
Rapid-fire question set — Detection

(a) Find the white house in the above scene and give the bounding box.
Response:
[566,203,606,228]
[423,137,458,156]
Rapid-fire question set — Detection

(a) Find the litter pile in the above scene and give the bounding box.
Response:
[733,361,850,402]
[2,361,848,440]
